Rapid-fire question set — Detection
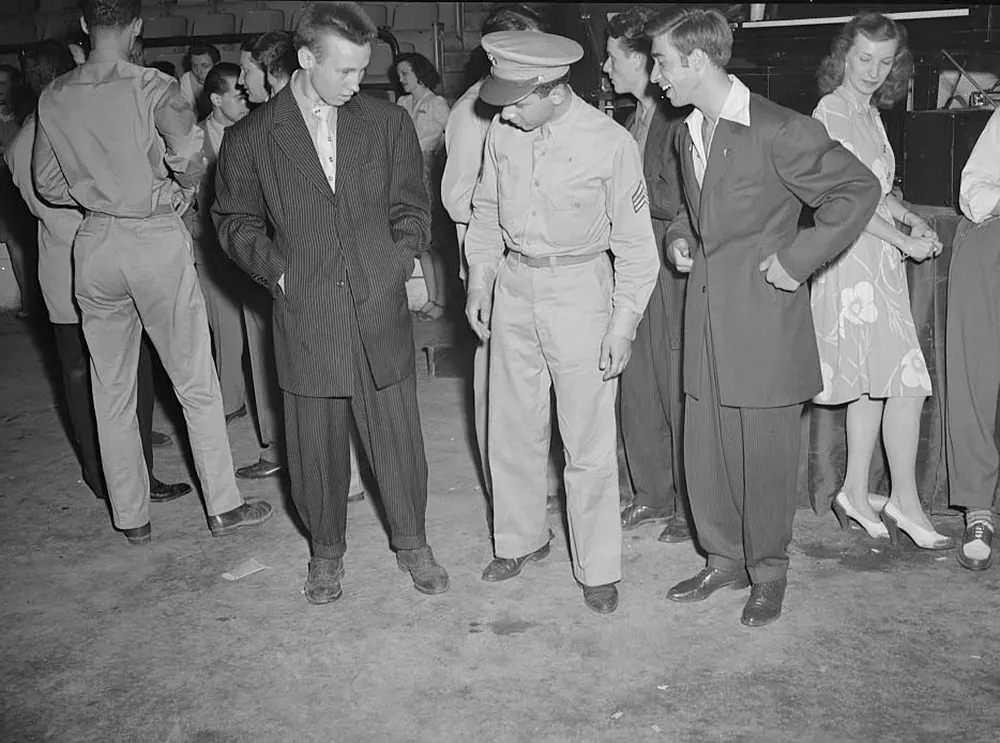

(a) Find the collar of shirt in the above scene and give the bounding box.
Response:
[685,74,751,136]
[684,75,750,184]
[291,69,335,122]
[204,115,226,156]
[537,92,581,140]
[86,48,128,66]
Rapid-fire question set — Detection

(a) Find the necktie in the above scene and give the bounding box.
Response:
[313,104,336,193]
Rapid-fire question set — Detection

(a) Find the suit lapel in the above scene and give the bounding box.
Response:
[643,105,667,180]
[334,96,367,196]
[270,87,337,207]
[699,120,737,209]
[678,127,701,222]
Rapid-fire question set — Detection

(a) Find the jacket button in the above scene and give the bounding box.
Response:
[336,280,345,288]
[701,285,706,294]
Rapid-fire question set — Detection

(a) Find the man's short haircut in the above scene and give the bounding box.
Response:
[82,0,141,31]
[25,40,75,95]
[188,44,221,65]
[252,30,299,82]
[607,6,656,58]
[294,1,377,58]
[645,6,733,69]
[203,61,241,99]
[393,52,440,91]
[481,3,547,35]
[532,71,571,99]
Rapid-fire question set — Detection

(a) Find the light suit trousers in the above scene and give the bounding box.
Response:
[74,212,242,530]
[195,256,246,417]
[488,252,621,587]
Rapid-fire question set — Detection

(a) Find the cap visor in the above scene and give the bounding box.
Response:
[479,76,536,107]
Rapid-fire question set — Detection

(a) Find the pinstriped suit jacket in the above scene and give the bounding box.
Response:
[213,88,430,396]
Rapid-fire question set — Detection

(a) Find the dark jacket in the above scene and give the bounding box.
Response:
[213,87,430,396]
[667,92,880,407]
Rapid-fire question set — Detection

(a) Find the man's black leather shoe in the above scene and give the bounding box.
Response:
[741,579,787,627]
[208,501,273,536]
[397,545,450,594]
[348,489,365,503]
[225,405,247,425]
[482,529,555,582]
[123,522,151,545]
[149,477,192,503]
[304,557,345,604]
[583,583,619,614]
[658,515,692,543]
[667,566,750,602]
[235,457,283,479]
[620,503,671,530]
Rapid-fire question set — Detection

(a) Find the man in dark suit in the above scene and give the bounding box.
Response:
[648,8,880,626]
[213,1,449,604]
[603,5,691,544]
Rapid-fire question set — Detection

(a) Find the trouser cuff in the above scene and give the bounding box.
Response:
[747,565,788,584]
[707,555,745,574]
[391,533,427,552]
[312,540,346,560]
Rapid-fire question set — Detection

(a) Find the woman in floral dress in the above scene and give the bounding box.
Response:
[811,13,952,549]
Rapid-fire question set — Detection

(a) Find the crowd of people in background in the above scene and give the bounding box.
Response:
[2,1,998,627]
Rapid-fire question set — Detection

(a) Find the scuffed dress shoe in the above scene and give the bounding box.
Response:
[149,477,192,503]
[347,490,365,503]
[658,515,692,543]
[397,545,449,594]
[620,503,671,530]
[235,457,283,479]
[304,557,345,604]
[741,579,787,627]
[482,529,554,582]
[208,501,273,537]
[583,583,619,614]
[123,522,151,545]
[667,566,750,603]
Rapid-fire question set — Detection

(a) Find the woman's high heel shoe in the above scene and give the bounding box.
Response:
[831,491,889,539]
[879,502,955,550]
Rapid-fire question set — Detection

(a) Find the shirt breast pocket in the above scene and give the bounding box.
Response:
[543,186,603,248]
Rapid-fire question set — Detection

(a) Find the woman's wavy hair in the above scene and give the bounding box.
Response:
[817,12,913,109]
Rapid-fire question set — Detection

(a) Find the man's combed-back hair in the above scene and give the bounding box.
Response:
[607,6,656,58]
[644,6,733,69]
[532,71,571,99]
[294,1,377,57]
[817,12,913,109]
[481,3,547,36]
[203,61,241,98]
[82,0,141,30]
[252,30,300,82]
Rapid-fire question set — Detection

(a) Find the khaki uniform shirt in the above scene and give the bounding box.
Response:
[32,51,204,217]
[465,93,659,338]
[441,79,491,226]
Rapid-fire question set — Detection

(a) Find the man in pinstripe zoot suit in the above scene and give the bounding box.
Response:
[650,9,879,626]
[213,2,449,604]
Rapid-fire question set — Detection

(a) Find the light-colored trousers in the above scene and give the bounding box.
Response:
[488,252,622,587]
[195,258,246,417]
[74,213,242,530]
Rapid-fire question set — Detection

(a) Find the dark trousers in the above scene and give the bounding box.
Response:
[946,217,1000,511]
[620,275,687,515]
[685,318,802,584]
[51,323,155,498]
[282,354,429,560]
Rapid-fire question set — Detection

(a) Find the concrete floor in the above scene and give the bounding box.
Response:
[2,311,999,743]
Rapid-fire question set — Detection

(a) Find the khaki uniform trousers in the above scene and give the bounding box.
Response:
[195,254,246,417]
[489,252,621,587]
[74,212,242,530]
